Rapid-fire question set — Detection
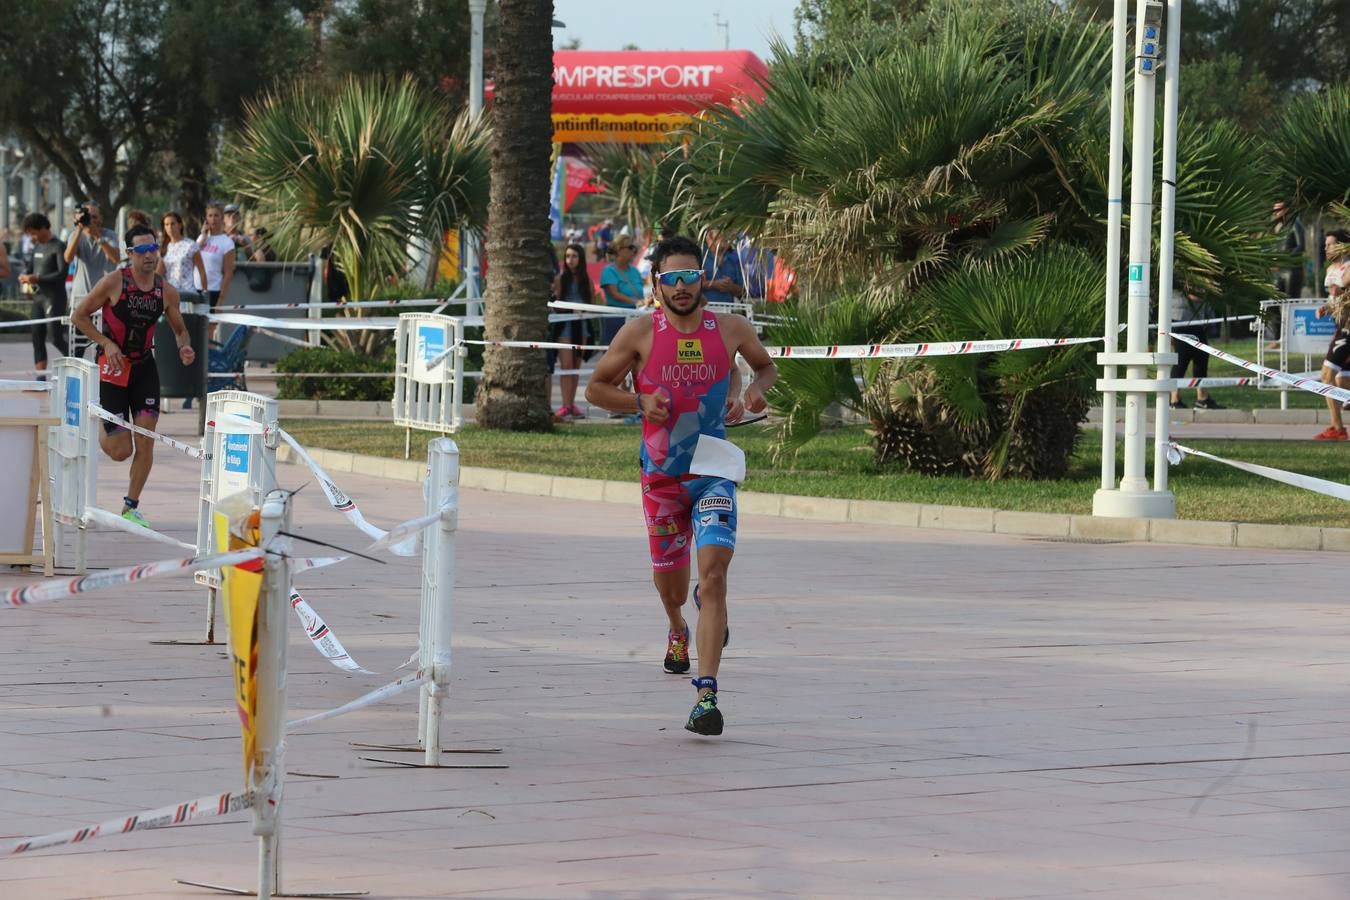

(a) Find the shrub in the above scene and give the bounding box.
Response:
[275,346,394,401]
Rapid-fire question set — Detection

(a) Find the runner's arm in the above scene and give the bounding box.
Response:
[218,246,235,304]
[733,317,776,413]
[71,273,120,366]
[585,319,660,419]
[162,284,196,366]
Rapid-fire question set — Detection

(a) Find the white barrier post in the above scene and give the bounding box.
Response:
[420,438,459,766]
[255,489,290,898]
[195,391,279,645]
[393,313,464,460]
[48,358,97,573]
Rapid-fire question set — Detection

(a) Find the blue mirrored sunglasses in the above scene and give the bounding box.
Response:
[127,242,159,255]
[656,269,702,287]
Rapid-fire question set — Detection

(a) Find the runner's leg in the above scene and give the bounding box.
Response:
[126,419,156,504]
[653,565,689,633]
[693,545,732,690]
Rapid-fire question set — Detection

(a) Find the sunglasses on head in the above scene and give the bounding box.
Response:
[127,242,159,255]
[656,269,702,287]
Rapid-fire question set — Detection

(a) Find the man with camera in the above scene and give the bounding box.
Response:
[17,213,68,374]
[64,202,119,303]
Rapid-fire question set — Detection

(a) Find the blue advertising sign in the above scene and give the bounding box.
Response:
[417,324,446,363]
[65,376,81,427]
[224,433,250,473]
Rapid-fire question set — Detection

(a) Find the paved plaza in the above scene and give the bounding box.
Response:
[2,403,1349,899]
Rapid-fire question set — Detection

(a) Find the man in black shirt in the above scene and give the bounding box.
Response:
[17,213,69,374]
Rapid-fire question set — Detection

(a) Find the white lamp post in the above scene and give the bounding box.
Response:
[1092,0,1180,520]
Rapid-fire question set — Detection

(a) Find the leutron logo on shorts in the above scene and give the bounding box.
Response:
[695,496,733,513]
[676,339,703,363]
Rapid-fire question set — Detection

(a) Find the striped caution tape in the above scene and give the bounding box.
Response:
[252,325,314,348]
[0,379,52,391]
[1153,314,1258,330]
[363,497,454,555]
[288,669,428,729]
[1168,442,1350,502]
[1170,332,1350,405]
[87,403,204,459]
[291,555,346,574]
[290,588,374,674]
[2,548,263,609]
[5,787,254,856]
[277,430,419,556]
[84,506,197,551]
[209,312,400,331]
[766,335,1101,359]
[0,314,68,331]
[212,297,449,312]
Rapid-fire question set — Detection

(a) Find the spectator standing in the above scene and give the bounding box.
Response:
[17,213,69,374]
[701,228,746,303]
[249,227,277,262]
[223,203,253,259]
[157,211,208,297]
[593,218,613,262]
[63,202,119,304]
[551,243,592,422]
[1313,230,1350,440]
[1168,294,1222,410]
[1273,200,1305,299]
[599,234,644,347]
[195,202,236,309]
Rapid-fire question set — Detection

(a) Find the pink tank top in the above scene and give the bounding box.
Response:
[637,309,732,477]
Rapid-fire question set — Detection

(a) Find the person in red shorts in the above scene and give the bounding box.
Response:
[586,235,776,735]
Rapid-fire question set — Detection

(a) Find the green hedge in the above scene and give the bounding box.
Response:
[275,346,394,400]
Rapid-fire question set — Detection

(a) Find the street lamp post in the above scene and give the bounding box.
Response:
[1092,0,1180,520]
[463,0,488,315]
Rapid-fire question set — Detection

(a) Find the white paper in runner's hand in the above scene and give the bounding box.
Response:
[689,435,746,483]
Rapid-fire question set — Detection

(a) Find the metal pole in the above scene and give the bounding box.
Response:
[1099,0,1129,492]
[423,439,460,766]
[464,0,487,315]
[255,490,291,899]
[1152,0,1182,491]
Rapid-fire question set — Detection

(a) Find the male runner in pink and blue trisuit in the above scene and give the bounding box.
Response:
[587,235,776,735]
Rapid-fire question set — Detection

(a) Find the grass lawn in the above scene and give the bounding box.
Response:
[1165,336,1328,409]
[279,419,1350,528]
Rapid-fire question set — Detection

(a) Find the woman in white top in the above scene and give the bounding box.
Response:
[157,210,208,298]
[194,201,236,308]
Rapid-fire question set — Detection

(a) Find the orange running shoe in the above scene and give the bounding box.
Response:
[1314,426,1348,440]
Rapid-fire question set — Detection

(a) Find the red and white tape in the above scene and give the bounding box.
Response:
[0,314,68,331]
[1170,332,1350,404]
[85,506,197,551]
[0,379,51,391]
[767,335,1100,359]
[290,588,374,674]
[210,312,400,331]
[278,429,419,556]
[212,298,447,312]
[288,669,428,729]
[1168,442,1350,502]
[1,548,262,609]
[87,403,204,459]
[6,787,254,856]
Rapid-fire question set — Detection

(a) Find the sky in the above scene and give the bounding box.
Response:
[551,0,800,60]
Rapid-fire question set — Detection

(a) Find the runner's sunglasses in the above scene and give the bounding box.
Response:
[655,269,702,287]
[126,242,160,255]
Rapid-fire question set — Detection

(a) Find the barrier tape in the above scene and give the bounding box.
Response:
[290,589,374,674]
[1170,333,1350,405]
[209,313,400,331]
[1154,314,1259,330]
[288,669,428,729]
[767,335,1101,359]
[85,506,197,551]
[5,787,254,856]
[2,548,263,609]
[278,430,419,556]
[212,298,448,312]
[259,371,391,379]
[0,314,67,331]
[0,379,51,391]
[549,299,647,318]
[252,325,314,348]
[291,555,346,574]
[363,496,455,555]
[87,404,204,459]
[1168,442,1350,502]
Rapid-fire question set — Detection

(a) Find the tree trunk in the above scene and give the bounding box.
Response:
[476,0,554,431]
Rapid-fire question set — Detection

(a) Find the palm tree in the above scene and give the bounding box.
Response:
[221,75,489,353]
[475,0,555,431]
[1270,84,1350,219]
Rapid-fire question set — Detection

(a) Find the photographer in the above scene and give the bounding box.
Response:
[17,213,68,374]
[63,202,119,303]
